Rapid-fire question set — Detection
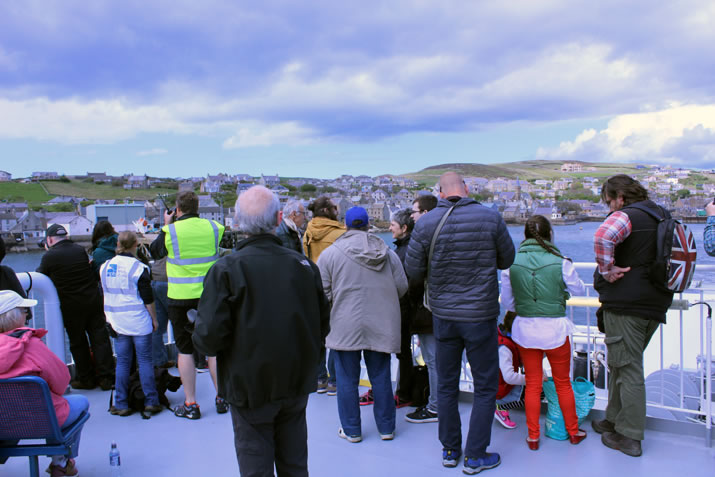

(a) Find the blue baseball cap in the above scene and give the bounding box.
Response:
[345,207,369,228]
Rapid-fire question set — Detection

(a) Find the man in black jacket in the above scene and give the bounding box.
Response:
[37,224,114,390]
[194,186,330,476]
[275,200,306,254]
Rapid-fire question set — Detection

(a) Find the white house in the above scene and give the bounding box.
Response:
[0,170,11,181]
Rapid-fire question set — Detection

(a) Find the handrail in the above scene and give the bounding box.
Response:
[15,272,66,361]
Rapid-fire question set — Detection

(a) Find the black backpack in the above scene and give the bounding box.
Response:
[624,203,697,293]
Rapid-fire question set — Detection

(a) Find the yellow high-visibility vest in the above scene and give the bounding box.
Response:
[163,217,225,300]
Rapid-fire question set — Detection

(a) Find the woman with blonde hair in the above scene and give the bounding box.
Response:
[499,215,587,450]
[100,231,160,416]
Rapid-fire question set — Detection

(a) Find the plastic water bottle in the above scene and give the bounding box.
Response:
[109,441,121,477]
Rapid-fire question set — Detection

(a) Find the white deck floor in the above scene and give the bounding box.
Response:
[3,371,714,476]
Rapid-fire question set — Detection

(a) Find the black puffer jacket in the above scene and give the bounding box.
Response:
[405,197,515,323]
[193,234,330,409]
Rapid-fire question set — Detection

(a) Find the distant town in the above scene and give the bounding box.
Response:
[1,161,714,250]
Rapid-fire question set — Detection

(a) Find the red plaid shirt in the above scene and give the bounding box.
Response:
[594,211,631,273]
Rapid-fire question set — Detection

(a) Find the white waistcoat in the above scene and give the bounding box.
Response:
[100,255,152,336]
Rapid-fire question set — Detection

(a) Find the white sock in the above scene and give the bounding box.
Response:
[51,455,68,467]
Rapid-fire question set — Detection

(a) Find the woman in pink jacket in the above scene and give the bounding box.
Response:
[0,290,89,477]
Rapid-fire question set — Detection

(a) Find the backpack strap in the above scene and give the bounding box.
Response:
[427,205,456,276]
[622,203,667,222]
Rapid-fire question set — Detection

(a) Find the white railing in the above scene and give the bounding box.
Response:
[18,265,714,446]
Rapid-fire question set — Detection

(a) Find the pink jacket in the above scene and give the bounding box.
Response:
[0,327,71,426]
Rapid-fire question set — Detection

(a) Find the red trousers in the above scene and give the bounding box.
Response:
[518,338,578,440]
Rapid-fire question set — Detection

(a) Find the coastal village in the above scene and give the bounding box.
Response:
[1,161,714,250]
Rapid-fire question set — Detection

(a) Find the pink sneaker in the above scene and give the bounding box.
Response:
[494,409,517,429]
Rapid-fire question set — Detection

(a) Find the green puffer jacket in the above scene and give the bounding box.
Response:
[509,239,569,318]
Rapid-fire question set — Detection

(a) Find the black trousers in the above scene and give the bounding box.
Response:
[62,295,114,382]
[230,394,309,477]
[396,313,415,401]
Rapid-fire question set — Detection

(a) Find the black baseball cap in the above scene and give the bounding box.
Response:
[45,224,68,237]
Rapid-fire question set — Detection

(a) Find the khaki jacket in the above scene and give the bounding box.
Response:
[302,217,346,262]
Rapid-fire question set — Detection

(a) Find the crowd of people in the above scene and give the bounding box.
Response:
[1,172,714,476]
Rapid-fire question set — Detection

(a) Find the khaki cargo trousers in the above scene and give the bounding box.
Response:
[603,311,660,441]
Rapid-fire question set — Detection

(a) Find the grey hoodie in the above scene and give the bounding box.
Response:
[317,230,408,353]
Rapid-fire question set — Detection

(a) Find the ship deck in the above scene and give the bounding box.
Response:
[3,372,713,476]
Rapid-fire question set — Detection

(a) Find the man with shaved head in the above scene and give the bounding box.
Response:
[406,171,515,474]
[194,185,330,476]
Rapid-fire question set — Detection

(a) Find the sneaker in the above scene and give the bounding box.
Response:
[463,453,501,475]
[359,389,374,406]
[406,406,439,423]
[380,431,395,441]
[215,396,229,414]
[174,402,201,420]
[494,409,516,429]
[69,379,96,390]
[442,449,461,468]
[395,394,413,409]
[326,383,337,396]
[338,427,362,443]
[109,406,133,417]
[592,418,616,434]
[46,458,78,477]
[317,379,328,394]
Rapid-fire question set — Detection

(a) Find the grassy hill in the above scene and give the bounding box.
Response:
[403,160,644,185]
[0,180,178,208]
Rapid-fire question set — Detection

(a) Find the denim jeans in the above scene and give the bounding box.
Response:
[114,333,160,408]
[418,333,438,413]
[434,317,498,459]
[496,384,523,406]
[317,347,336,385]
[151,281,169,367]
[61,394,89,458]
[333,350,395,437]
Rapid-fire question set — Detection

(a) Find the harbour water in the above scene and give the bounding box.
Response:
[6,222,714,279]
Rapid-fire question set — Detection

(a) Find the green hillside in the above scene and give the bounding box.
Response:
[0,182,53,207]
[0,180,178,208]
[404,160,644,185]
[42,180,177,201]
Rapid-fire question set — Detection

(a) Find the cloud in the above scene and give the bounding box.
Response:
[222,121,317,148]
[137,148,168,156]
[535,104,715,167]
[0,0,714,158]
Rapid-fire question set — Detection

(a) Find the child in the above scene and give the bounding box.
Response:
[494,311,525,429]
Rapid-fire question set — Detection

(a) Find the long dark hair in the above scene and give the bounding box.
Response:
[524,215,569,261]
[307,196,336,219]
[600,174,648,206]
[91,220,117,248]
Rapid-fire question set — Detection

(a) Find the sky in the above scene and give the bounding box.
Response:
[1,1,714,179]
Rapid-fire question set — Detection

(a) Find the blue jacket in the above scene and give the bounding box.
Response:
[405,197,515,323]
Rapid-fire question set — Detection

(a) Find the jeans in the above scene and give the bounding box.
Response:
[604,311,660,441]
[496,384,523,406]
[230,395,309,477]
[317,347,336,385]
[434,317,498,459]
[418,333,438,412]
[61,394,89,458]
[114,333,159,409]
[62,296,114,382]
[151,281,169,367]
[519,338,577,440]
[333,350,396,437]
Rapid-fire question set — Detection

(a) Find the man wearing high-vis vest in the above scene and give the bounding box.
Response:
[149,191,225,420]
